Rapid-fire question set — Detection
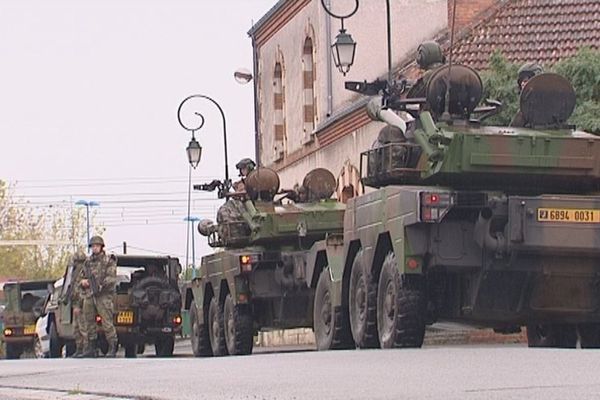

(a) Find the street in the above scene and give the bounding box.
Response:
[1,341,600,400]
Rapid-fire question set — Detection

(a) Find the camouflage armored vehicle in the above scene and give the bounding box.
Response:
[305,65,600,350]
[183,167,345,356]
[44,255,182,357]
[2,280,53,359]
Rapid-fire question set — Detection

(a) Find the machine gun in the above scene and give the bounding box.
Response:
[193,179,232,199]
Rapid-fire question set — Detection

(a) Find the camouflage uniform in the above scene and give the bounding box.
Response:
[510,63,544,128]
[80,249,118,356]
[69,251,87,357]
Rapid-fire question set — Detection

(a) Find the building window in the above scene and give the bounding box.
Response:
[273,61,285,160]
[302,37,316,143]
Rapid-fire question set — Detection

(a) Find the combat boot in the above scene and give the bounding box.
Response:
[81,340,97,358]
[106,339,118,358]
[72,347,84,358]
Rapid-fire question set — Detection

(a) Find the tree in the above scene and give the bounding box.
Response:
[480,48,600,133]
[0,180,91,280]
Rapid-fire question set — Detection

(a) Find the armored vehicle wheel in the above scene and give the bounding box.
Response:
[349,250,379,348]
[124,343,137,358]
[526,324,577,348]
[208,297,228,356]
[190,302,212,357]
[5,343,22,360]
[579,324,600,348]
[377,252,426,349]
[314,268,354,350]
[223,293,253,355]
[155,336,175,357]
[49,321,63,358]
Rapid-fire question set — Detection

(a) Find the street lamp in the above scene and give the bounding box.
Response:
[321,0,359,76]
[186,136,202,169]
[183,216,200,277]
[75,199,99,251]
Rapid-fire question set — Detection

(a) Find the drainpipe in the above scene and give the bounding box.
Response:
[251,36,261,166]
[325,0,333,117]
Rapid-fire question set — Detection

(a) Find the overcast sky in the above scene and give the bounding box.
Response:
[0,0,274,263]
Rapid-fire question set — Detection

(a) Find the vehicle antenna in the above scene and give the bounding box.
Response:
[441,0,458,121]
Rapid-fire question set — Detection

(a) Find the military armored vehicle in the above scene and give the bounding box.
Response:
[183,168,345,356]
[2,280,53,359]
[305,65,600,350]
[44,255,182,357]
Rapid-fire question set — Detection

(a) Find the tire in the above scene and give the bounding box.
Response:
[5,343,22,360]
[526,324,577,348]
[313,268,354,350]
[98,337,109,356]
[190,302,212,357]
[348,250,379,348]
[155,336,175,357]
[208,297,228,356]
[223,293,254,355]
[49,321,63,358]
[65,341,76,357]
[125,343,137,358]
[377,251,426,349]
[579,324,600,349]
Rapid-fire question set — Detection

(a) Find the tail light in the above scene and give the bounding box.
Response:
[173,315,182,325]
[420,191,453,223]
[239,254,258,273]
[3,328,13,337]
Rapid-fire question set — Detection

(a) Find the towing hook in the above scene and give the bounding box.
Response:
[474,208,507,255]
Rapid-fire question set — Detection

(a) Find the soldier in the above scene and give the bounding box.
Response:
[79,235,118,358]
[407,41,446,99]
[510,63,544,127]
[233,158,256,192]
[216,158,256,240]
[70,250,88,358]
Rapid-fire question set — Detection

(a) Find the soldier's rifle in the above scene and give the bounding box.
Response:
[82,261,100,307]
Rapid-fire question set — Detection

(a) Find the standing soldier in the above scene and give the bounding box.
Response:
[510,63,544,127]
[70,250,88,358]
[80,236,118,358]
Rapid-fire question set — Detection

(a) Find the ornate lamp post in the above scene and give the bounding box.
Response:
[321,0,359,76]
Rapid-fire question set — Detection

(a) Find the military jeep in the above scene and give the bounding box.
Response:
[44,255,182,358]
[2,280,53,359]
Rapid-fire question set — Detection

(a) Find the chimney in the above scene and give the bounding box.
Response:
[449,0,498,31]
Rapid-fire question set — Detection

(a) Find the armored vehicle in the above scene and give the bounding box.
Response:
[306,66,600,350]
[44,255,182,357]
[183,168,345,356]
[2,280,53,359]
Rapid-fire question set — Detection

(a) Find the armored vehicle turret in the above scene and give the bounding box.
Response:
[184,168,345,356]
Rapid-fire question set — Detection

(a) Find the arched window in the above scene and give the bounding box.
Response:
[337,161,363,203]
[273,61,285,160]
[302,37,316,142]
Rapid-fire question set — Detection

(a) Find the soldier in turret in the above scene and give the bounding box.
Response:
[510,63,544,127]
[79,235,118,358]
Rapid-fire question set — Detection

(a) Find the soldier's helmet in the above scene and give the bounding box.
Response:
[72,250,87,262]
[517,63,544,87]
[88,235,105,247]
[416,41,445,70]
[235,158,256,174]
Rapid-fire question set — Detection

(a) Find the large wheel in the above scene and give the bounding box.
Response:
[526,324,577,348]
[5,343,22,360]
[348,250,379,348]
[223,293,253,355]
[190,302,212,357]
[377,251,426,349]
[579,324,600,349]
[49,321,63,358]
[124,343,137,358]
[208,297,228,356]
[155,336,175,357]
[313,268,354,351]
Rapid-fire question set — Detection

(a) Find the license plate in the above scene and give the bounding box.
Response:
[537,208,600,223]
[23,325,36,335]
[116,311,134,325]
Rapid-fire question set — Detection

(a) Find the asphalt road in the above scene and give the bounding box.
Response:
[1,342,600,400]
